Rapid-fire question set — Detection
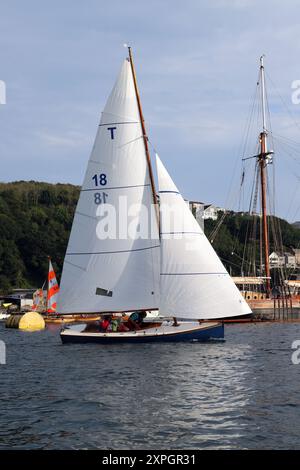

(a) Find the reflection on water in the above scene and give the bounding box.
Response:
[0,322,300,449]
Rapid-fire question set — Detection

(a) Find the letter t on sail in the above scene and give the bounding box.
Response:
[107,127,117,139]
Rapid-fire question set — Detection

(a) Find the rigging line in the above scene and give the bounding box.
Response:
[147,138,159,156]
[272,135,300,165]
[201,73,261,243]
[232,164,258,268]
[251,163,260,215]
[285,237,300,280]
[209,155,257,243]
[220,256,255,270]
[238,164,246,212]
[241,70,261,159]
[250,165,260,276]
[209,211,227,243]
[286,181,300,222]
[291,197,300,223]
[271,133,300,155]
[266,172,287,282]
[248,160,259,214]
[271,132,300,148]
[241,214,253,275]
[265,69,300,134]
[231,251,262,267]
[232,76,260,206]
[265,78,277,223]
[271,140,300,194]
[242,162,260,276]
[206,74,261,243]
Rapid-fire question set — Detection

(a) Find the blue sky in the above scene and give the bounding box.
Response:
[1,0,300,221]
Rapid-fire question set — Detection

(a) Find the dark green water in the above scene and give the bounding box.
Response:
[1,321,300,449]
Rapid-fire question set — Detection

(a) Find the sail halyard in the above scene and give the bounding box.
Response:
[156,154,252,319]
[56,57,160,314]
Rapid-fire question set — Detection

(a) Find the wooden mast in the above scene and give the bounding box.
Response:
[258,56,271,297]
[127,47,160,226]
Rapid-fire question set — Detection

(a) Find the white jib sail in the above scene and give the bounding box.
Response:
[156,154,252,319]
[57,60,159,314]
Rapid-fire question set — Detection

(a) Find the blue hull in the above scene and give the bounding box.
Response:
[60,323,224,344]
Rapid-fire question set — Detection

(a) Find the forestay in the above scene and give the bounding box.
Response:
[156,154,252,319]
[57,60,159,314]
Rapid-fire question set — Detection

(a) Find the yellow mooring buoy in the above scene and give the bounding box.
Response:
[18,311,45,331]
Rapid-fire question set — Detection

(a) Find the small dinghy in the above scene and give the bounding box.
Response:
[58,48,251,344]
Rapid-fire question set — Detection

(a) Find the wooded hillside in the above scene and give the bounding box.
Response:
[0,181,299,292]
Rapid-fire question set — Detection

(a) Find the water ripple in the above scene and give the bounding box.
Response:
[1,322,300,448]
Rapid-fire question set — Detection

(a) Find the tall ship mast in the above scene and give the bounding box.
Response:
[231,56,300,314]
[258,55,272,297]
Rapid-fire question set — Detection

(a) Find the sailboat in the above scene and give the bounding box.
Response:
[59,48,251,344]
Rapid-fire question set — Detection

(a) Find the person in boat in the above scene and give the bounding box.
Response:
[110,316,130,333]
[99,315,112,332]
[127,310,147,330]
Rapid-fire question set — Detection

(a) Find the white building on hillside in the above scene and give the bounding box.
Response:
[203,204,226,221]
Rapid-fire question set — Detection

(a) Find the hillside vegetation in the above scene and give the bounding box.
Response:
[0,181,299,292]
[0,181,79,292]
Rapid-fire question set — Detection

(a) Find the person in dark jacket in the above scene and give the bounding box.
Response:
[128,311,147,330]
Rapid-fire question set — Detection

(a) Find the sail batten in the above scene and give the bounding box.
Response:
[156,153,252,320]
[57,60,160,314]
[66,245,160,256]
[160,272,228,275]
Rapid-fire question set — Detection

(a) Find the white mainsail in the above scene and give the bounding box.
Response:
[156,154,252,319]
[57,60,160,314]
